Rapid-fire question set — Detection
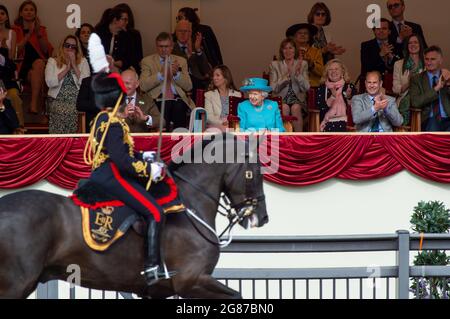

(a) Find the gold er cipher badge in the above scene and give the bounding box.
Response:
[92,207,115,242]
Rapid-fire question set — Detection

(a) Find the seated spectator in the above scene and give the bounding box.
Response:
[0,5,24,131]
[45,35,90,134]
[286,23,324,88]
[140,32,194,132]
[95,7,129,72]
[410,46,450,132]
[204,65,242,131]
[387,0,427,56]
[317,59,356,132]
[172,19,212,102]
[118,69,161,133]
[76,55,118,130]
[13,0,53,114]
[76,75,97,130]
[307,2,345,64]
[177,7,223,68]
[238,78,285,132]
[392,34,425,126]
[360,18,400,89]
[113,3,143,74]
[351,71,403,132]
[75,23,94,71]
[270,38,310,132]
[0,5,17,59]
[0,87,19,134]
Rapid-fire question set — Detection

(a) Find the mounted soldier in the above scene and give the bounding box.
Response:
[74,33,180,285]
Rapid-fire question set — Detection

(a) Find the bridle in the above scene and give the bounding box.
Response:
[172,154,265,247]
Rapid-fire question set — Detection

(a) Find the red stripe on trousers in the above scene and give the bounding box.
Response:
[156,176,179,206]
[110,163,161,222]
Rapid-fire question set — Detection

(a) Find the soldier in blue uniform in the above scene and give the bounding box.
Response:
[80,33,175,285]
[85,71,172,285]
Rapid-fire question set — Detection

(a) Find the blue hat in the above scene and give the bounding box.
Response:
[240,78,273,93]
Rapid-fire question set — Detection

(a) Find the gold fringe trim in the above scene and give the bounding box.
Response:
[84,93,124,167]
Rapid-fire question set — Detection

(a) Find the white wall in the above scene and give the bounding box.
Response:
[4,171,449,299]
[2,171,449,258]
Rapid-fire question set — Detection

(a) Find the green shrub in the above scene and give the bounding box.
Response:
[410,201,450,299]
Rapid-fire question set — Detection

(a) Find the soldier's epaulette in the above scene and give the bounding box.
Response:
[108,114,124,125]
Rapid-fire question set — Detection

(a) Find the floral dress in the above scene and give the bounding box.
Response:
[48,71,79,134]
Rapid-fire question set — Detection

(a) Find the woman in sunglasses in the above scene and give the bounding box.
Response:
[307,2,345,64]
[45,35,90,134]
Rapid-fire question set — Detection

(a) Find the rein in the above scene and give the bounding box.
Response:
[172,159,265,248]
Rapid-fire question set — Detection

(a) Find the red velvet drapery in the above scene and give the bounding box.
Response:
[1,134,449,190]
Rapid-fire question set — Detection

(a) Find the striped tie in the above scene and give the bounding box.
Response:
[370,97,380,132]
[432,76,441,121]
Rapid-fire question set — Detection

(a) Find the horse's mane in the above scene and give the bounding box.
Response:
[168,133,248,173]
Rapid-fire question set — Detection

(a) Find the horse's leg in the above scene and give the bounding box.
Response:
[141,280,176,299]
[0,266,40,299]
[174,274,242,299]
[0,216,45,299]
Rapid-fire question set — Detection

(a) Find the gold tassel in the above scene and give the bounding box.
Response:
[84,93,124,168]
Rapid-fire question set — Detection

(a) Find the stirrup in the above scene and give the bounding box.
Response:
[141,265,176,286]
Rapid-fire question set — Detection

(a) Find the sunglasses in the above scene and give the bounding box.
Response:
[315,11,327,17]
[388,3,402,10]
[63,43,77,50]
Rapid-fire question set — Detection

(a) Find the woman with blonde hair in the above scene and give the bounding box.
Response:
[270,38,310,132]
[45,34,90,133]
[316,59,356,132]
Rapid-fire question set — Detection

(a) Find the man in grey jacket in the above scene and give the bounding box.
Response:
[351,71,403,132]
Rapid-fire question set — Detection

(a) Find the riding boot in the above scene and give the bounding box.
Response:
[142,217,175,285]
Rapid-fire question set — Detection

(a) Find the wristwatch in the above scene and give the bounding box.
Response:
[145,115,153,126]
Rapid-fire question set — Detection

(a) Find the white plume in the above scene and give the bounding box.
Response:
[88,33,109,73]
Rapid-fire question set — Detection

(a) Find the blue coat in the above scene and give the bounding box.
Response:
[237,99,285,132]
[87,111,163,221]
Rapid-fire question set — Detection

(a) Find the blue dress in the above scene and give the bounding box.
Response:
[237,99,285,132]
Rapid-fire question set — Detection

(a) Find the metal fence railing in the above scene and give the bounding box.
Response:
[33,230,450,299]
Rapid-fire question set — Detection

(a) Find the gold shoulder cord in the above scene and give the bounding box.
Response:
[83,92,153,191]
[84,93,124,168]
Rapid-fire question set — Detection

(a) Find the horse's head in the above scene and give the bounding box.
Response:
[170,133,269,229]
[222,136,268,229]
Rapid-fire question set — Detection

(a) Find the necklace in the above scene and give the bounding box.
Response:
[254,103,264,113]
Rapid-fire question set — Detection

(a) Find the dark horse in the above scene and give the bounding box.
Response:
[0,135,268,299]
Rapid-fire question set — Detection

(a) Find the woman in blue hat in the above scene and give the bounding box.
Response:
[238,78,285,132]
